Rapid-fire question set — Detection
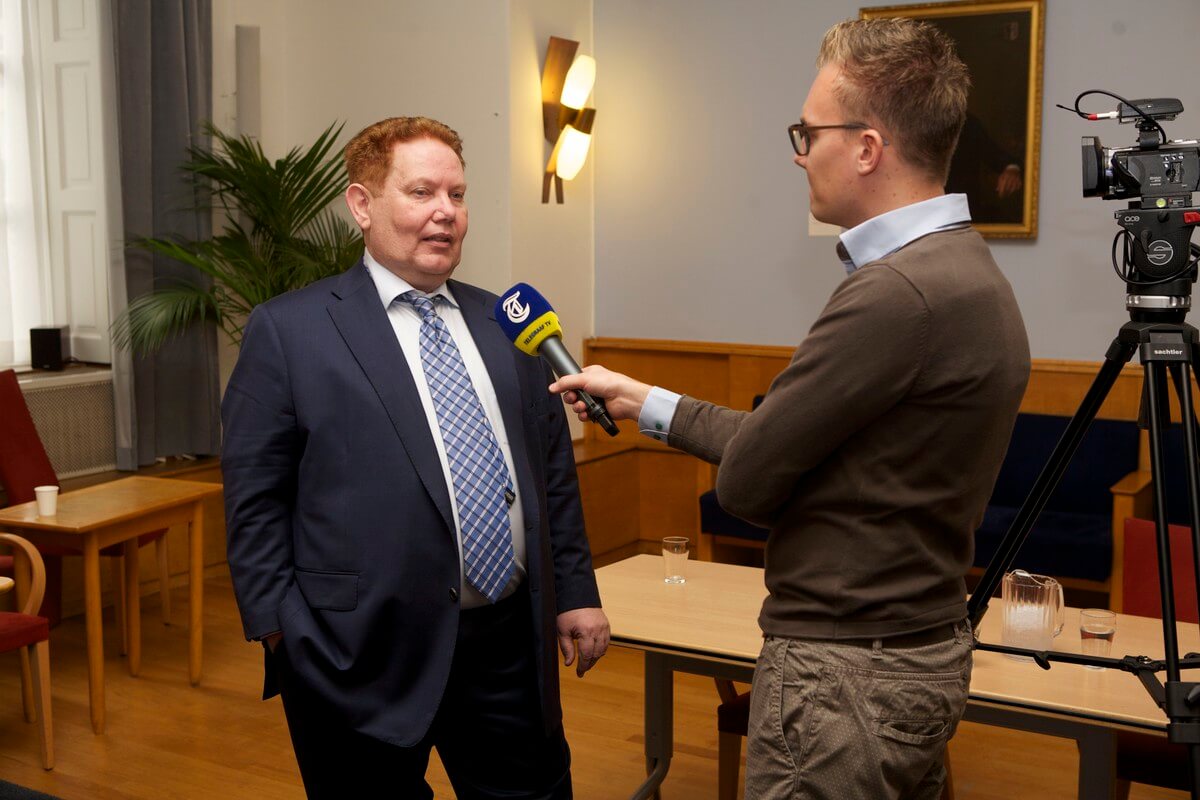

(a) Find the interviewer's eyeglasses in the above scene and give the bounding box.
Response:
[787,121,882,156]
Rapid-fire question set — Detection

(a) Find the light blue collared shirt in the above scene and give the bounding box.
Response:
[837,193,972,274]
[637,194,974,440]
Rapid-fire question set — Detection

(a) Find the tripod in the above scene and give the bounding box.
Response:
[967,316,1200,799]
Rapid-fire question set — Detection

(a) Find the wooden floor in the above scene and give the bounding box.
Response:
[0,571,1186,799]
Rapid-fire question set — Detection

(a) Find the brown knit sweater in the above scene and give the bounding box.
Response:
[669,227,1030,639]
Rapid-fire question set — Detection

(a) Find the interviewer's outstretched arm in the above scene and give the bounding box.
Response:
[550,365,653,422]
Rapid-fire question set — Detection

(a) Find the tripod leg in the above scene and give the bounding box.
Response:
[968,341,1137,627]
[1147,360,1184,679]
[1186,352,1200,627]
[1167,360,1200,797]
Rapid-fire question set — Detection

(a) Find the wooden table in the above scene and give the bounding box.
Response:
[0,476,222,733]
[596,555,1193,800]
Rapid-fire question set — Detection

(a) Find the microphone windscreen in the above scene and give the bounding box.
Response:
[494,283,563,356]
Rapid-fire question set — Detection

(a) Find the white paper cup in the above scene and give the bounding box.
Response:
[34,485,59,517]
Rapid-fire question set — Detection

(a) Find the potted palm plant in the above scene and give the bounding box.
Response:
[111,121,363,354]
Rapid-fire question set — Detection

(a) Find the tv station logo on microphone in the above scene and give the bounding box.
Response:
[502,291,530,324]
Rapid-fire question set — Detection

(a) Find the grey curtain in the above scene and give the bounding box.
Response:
[110,0,219,468]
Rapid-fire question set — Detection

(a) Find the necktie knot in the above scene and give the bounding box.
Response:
[400,290,440,321]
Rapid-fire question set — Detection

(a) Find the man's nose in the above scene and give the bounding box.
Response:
[432,197,456,222]
[794,154,806,169]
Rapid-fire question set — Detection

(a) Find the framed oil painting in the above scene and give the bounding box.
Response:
[861,0,1045,238]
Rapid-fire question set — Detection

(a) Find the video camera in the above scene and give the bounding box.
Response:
[1070,94,1200,297]
[1082,98,1200,203]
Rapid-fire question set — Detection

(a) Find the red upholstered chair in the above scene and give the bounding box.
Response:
[1120,517,1198,623]
[1,532,54,769]
[0,369,172,645]
[1112,517,1194,796]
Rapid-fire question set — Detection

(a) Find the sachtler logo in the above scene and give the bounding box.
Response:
[502,292,530,324]
[1155,348,1185,356]
[1147,240,1175,266]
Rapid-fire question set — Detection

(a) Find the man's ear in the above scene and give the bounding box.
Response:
[855,129,887,177]
[345,183,372,230]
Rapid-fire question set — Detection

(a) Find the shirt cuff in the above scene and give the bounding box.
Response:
[638,386,681,443]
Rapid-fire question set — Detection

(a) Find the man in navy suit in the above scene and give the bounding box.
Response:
[222,116,609,799]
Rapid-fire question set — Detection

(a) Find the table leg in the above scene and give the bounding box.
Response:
[124,540,141,676]
[633,651,673,800]
[189,500,204,686]
[964,702,1119,800]
[82,539,105,733]
[1076,727,1118,800]
[110,558,126,656]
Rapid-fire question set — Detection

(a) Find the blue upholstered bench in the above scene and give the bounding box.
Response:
[698,411,1147,588]
[699,395,770,551]
[973,413,1140,583]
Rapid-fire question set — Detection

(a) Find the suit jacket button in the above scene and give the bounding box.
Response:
[449,587,459,602]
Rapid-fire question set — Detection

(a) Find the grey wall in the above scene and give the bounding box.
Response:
[594,0,1200,359]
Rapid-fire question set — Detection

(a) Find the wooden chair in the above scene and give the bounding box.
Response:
[0,369,171,643]
[715,679,954,800]
[1111,517,1193,796]
[1,532,54,769]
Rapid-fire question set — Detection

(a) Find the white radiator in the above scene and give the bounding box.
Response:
[18,369,117,479]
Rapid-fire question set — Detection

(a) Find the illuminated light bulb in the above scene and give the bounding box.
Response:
[554,126,592,180]
[560,55,596,110]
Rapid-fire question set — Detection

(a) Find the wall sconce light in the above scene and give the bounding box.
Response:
[541,36,596,204]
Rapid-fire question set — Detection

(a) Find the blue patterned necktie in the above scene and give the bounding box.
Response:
[400,290,515,602]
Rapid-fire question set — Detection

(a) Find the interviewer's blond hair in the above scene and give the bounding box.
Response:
[818,18,969,183]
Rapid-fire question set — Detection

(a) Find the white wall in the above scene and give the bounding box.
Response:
[593,0,1200,360]
[211,0,595,423]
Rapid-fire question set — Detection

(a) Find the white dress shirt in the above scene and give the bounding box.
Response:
[364,252,527,609]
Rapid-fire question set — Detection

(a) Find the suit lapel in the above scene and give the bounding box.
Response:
[327,263,455,533]
[453,280,541,537]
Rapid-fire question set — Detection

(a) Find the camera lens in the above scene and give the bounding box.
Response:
[1081,136,1106,197]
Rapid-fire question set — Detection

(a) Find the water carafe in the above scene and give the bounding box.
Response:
[1001,569,1064,656]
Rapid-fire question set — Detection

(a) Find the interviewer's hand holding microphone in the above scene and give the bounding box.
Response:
[552,366,650,425]
[494,283,649,430]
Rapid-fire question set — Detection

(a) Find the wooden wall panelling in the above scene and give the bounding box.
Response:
[573,441,641,568]
[573,339,1200,588]
[727,353,792,411]
[1018,359,1145,420]
[582,338,744,441]
[636,449,704,552]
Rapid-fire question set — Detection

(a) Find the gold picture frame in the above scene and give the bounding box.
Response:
[861,0,1045,238]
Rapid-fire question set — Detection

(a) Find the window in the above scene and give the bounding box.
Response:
[0,0,51,367]
[0,0,118,369]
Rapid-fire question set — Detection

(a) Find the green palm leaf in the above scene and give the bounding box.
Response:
[110,283,221,353]
[113,121,361,355]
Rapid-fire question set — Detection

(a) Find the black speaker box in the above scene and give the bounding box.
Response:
[30,326,69,371]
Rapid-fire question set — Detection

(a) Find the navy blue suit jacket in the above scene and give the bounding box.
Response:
[221,262,600,746]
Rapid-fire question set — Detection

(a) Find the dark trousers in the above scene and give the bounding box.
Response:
[273,587,572,799]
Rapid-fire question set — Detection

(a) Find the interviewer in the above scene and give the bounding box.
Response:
[552,17,1030,800]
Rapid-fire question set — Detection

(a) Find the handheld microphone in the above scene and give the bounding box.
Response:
[494,283,619,437]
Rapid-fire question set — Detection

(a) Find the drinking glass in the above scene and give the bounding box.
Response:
[662,537,689,584]
[1080,608,1117,668]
